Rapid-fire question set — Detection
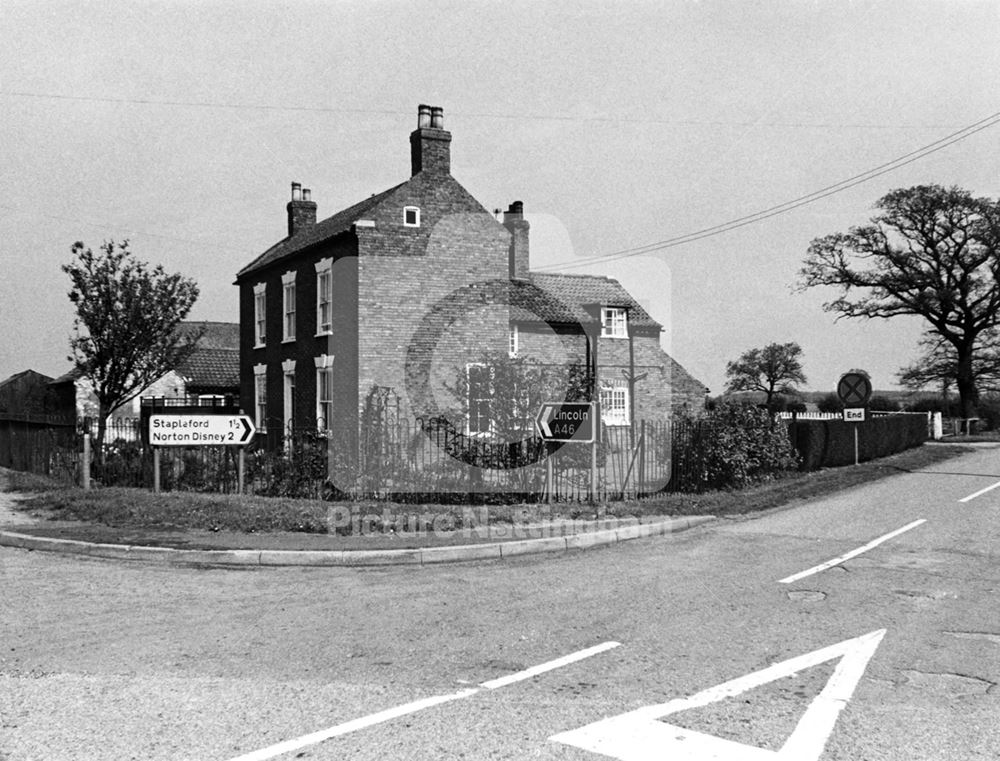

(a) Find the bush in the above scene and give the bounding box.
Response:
[771,394,807,413]
[669,402,799,492]
[975,396,1000,430]
[868,395,901,412]
[816,393,844,413]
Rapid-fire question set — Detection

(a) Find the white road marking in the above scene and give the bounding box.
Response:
[223,641,621,761]
[958,479,1000,502]
[224,688,478,761]
[777,519,927,584]
[550,629,886,761]
[479,640,621,689]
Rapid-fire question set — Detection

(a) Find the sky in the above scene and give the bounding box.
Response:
[2,0,999,396]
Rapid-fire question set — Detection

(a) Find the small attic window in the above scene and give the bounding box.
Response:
[403,206,420,227]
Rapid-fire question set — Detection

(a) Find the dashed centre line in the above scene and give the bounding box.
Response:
[222,640,621,761]
[778,519,927,584]
[958,479,1000,503]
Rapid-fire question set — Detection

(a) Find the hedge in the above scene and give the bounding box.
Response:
[787,414,927,471]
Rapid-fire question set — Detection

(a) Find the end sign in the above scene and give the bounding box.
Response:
[535,402,596,443]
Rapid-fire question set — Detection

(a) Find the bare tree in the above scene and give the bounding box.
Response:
[898,330,1000,398]
[800,185,1000,417]
[724,342,807,411]
[63,240,200,458]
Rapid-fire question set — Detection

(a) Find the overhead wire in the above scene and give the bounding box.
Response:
[0,89,966,130]
[536,109,1000,272]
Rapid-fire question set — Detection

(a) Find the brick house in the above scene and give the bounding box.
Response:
[235,105,705,451]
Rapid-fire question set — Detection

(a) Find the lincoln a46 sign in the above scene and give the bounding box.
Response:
[535,402,596,443]
[149,414,256,446]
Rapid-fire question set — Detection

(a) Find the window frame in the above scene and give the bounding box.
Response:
[315,354,334,434]
[282,359,296,439]
[403,206,421,227]
[601,307,628,339]
[315,258,333,336]
[466,363,494,436]
[253,282,267,347]
[281,271,296,343]
[599,380,630,427]
[508,324,519,358]
[253,364,268,432]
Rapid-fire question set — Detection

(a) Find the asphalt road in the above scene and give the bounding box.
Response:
[2,445,999,760]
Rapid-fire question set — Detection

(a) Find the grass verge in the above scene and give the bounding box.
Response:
[0,442,973,547]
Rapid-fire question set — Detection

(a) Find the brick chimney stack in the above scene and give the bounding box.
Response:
[287,182,317,237]
[503,200,530,280]
[410,104,451,176]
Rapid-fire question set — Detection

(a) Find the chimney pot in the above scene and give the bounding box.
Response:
[287,183,317,237]
[410,104,452,176]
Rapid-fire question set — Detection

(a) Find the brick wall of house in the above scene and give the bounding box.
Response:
[356,174,511,422]
[517,325,703,422]
[239,235,359,436]
[515,324,587,405]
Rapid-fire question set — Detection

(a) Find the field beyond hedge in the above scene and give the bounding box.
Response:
[0,443,972,540]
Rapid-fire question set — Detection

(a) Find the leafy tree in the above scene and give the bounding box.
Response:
[724,342,807,412]
[63,240,200,459]
[800,185,1000,418]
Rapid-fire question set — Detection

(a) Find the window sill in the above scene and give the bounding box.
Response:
[315,330,333,338]
[253,342,266,350]
[281,337,296,344]
[600,334,629,340]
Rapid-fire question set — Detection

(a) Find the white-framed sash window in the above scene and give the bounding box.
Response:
[315,258,333,335]
[315,354,334,433]
[600,379,630,426]
[282,359,296,438]
[253,282,267,347]
[253,364,268,431]
[282,271,296,342]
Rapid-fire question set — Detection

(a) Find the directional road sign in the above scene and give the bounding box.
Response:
[149,414,256,446]
[837,372,872,407]
[535,402,596,443]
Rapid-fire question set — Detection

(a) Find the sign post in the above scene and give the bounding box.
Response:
[148,414,256,447]
[147,414,256,494]
[837,372,872,466]
[536,401,598,504]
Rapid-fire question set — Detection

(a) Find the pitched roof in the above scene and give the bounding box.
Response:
[176,348,240,389]
[0,369,54,389]
[178,321,239,349]
[236,183,405,279]
[511,273,661,330]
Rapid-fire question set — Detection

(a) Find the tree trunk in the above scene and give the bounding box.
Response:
[955,347,979,419]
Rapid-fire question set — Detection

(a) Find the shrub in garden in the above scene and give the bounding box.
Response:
[669,402,799,492]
